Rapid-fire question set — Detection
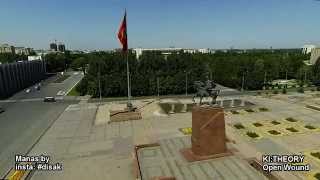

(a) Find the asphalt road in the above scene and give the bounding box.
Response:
[0,72,82,177]
[9,71,83,100]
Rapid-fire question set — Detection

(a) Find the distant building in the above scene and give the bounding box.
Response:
[310,48,320,65]
[58,43,66,52]
[15,47,32,55]
[302,44,316,54]
[132,48,212,59]
[0,44,15,54]
[50,42,57,51]
[28,55,42,61]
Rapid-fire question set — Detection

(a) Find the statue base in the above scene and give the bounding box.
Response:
[180,105,231,162]
[109,108,141,123]
[180,148,232,162]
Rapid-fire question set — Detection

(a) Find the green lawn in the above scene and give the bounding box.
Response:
[67,86,80,96]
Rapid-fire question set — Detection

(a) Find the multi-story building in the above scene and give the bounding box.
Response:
[58,43,66,52]
[310,48,320,65]
[132,48,213,59]
[15,47,32,55]
[302,44,316,54]
[0,44,15,54]
[50,42,58,51]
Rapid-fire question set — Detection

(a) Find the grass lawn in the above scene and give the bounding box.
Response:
[67,86,80,96]
[54,74,70,83]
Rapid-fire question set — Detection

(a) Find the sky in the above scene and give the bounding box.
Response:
[0,0,320,50]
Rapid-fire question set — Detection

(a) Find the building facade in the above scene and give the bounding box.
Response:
[15,47,32,55]
[50,43,58,51]
[0,44,15,54]
[310,48,320,65]
[58,43,66,52]
[302,44,316,54]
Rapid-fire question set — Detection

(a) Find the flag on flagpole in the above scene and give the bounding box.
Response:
[118,11,128,52]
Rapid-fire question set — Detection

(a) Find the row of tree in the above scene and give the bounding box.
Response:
[65,49,317,97]
[0,53,29,64]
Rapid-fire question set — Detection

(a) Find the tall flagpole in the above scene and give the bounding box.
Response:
[125,9,132,109]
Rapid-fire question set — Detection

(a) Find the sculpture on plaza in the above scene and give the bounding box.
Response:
[193,79,220,105]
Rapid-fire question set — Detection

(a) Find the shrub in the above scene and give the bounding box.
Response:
[273,90,278,94]
[286,117,298,122]
[246,131,259,138]
[271,121,281,125]
[311,88,316,92]
[282,88,287,94]
[297,87,304,93]
[314,173,320,180]
[286,127,299,132]
[317,86,320,91]
[268,130,281,135]
[245,109,255,113]
[253,122,263,127]
[305,125,316,130]
[259,107,269,112]
[231,110,240,114]
[234,123,245,129]
[311,152,320,160]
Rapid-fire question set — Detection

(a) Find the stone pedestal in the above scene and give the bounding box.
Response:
[240,99,245,107]
[181,105,231,162]
[181,104,187,113]
[169,104,175,114]
[230,99,235,108]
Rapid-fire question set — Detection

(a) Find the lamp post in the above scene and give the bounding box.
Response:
[185,71,188,96]
[98,62,102,102]
[157,77,160,99]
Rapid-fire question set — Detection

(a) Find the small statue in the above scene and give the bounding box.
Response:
[193,78,220,105]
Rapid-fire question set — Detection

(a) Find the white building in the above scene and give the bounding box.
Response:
[132,48,212,59]
[310,48,320,65]
[28,55,42,61]
[0,44,15,54]
[302,44,316,54]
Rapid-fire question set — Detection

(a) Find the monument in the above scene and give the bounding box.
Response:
[181,79,231,162]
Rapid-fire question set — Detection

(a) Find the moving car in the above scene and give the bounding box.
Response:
[43,97,56,102]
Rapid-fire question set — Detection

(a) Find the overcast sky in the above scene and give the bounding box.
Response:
[0,0,319,50]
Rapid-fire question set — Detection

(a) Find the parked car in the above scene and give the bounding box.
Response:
[43,97,56,102]
[0,107,5,113]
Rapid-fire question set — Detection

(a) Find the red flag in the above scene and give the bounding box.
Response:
[118,11,128,52]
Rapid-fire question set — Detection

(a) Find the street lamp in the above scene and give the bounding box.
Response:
[184,71,188,96]
[157,77,160,99]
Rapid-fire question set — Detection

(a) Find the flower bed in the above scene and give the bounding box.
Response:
[286,117,298,122]
[253,122,263,127]
[286,127,299,132]
[271,120,281,125]
[246,131,259,138]
[268,130,281,135]
[234,123,245,129]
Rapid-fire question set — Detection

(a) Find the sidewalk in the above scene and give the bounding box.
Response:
[27,99,191,180]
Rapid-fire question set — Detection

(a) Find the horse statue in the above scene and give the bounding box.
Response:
[193,80,220,105]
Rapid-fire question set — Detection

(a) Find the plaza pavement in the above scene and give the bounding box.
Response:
[23,92,320,180]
